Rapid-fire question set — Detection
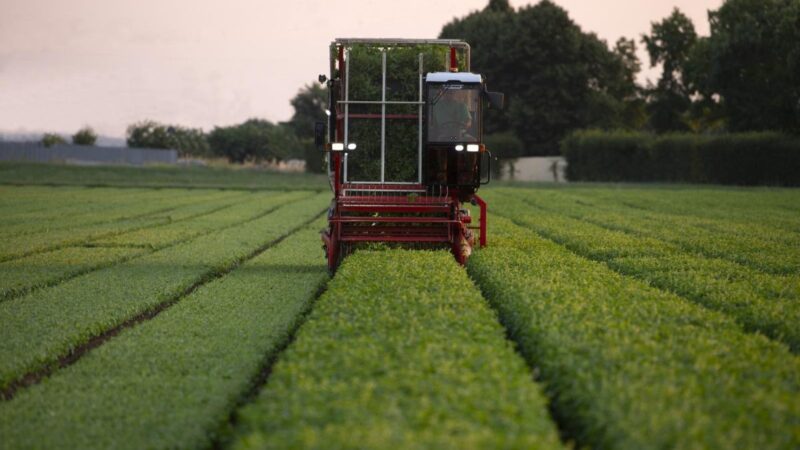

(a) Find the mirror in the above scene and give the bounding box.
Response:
[486,91,505,110]
[314,122,325,149]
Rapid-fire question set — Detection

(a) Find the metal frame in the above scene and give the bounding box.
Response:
[323,39,485,273]
[340,50,426,185]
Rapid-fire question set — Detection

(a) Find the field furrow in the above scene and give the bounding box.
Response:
[485,191,800,352]
[0,220,330,449]
[230,250,564,450]
[468,215,800,450]
[0,193,329,391]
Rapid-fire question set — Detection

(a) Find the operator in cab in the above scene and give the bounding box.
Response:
[432,87,474,142]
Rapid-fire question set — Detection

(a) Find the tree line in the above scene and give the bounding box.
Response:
[440,0,800,156]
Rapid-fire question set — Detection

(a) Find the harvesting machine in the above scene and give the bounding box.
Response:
[316,38,504,272]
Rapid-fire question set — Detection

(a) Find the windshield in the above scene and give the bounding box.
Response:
[427,85,481,143]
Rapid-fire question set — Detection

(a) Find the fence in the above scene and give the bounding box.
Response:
[0,142,177,166]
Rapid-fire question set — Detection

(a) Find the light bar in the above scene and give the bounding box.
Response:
[347,143,357,151]
[455,144,464,151]
[331,143,345,151]
[466,144,480,152]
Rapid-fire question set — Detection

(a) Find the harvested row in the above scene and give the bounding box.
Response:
[0,191,310,301]
[0,220,330,450]
[230,250,563,450]
[468,215,800,450]
[506,188,800,275]
[0,190,253,261]
[0,188,243,238]
[0,192,329,391]
[486,192,800,352]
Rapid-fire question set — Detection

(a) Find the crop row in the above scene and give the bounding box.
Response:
[0,192,329,390]
[0,219,331,449]
[467,215,800,449]
[503,188,800,275]
[230,249,563,450]
[0,191,310,301]
[0,188,243,239]
[91,191,311,248]
[0,246,147,301]
[485,191,800,352]
[0,186,148,217]
[0,190,254,261]
[561,186,800,233]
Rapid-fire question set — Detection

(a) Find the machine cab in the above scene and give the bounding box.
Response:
[424,72,487,195]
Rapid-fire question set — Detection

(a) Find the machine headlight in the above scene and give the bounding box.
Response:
[454,144,464,151]
[347,143,357,151]
[331,143,345,151]
[466,144,480,152]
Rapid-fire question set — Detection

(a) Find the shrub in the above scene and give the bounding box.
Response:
[71,127,97,146]
[40,133,66,148]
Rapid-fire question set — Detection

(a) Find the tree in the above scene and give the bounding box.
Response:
[72,126,97,146]
[41,133,66,148]
[641,8,697,132]
[440,0,640,154]
[286,83,328,140]
[126,120,210,157]
[207,119,295,164]
[704,0,800,133]
[285,83,329,173]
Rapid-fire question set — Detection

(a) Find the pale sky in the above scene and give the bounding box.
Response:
[0,0,722,138]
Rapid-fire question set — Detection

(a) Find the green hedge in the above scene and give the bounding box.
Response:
[561,130,800,185]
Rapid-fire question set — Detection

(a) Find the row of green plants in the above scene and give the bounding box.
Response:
[92,191,308,248]
[467,215,800,449]
[0,186,148,217]
[0,162,330,190]
[0,189,246,261]
[488,191,800,353]
[0,247,145,302]
[230,249,563,450]
[559,185,800,233]
[0,192,303,301]
[561,130,800,185]
[0,187,218,238]
[0,194,328,390]
[518,189,800,275]
[0,221,330,450]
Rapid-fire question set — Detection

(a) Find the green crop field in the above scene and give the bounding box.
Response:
[0,163,798,450]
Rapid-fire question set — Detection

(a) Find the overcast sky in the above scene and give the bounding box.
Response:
[0,0,722,138]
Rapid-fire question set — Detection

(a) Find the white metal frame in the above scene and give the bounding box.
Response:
[335,39,471,186]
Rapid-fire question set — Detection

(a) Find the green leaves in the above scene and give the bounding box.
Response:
[468,213,800,450]
[231,250,563,450]
[0,221,330,450]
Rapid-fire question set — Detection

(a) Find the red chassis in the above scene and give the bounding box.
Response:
[321,179,487,272]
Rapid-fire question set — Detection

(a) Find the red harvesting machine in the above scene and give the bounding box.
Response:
[314,39,504,272]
